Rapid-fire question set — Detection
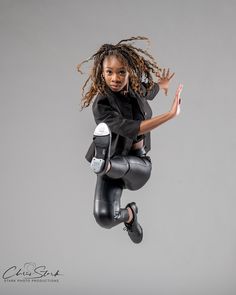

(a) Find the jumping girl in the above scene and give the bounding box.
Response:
[77,36,183,244]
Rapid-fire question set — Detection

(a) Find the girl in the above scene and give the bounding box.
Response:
[78,36,182,244]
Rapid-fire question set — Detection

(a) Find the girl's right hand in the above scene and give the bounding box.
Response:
[170,84,183,118]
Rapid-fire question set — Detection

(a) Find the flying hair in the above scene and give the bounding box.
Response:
[77,36,162,109]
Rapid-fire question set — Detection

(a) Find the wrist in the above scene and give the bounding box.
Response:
[158,82,163,90]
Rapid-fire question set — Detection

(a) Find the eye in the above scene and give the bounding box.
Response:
[106,70,112,75]
[119,70,126,75]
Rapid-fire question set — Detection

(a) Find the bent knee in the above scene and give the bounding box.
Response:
[93,210,116,229]
[123,157,152,190]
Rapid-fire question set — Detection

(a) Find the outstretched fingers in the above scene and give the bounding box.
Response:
[168,72,175,80]
[162,68,166,78]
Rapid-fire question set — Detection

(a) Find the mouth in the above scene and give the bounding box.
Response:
[110,83,121,89]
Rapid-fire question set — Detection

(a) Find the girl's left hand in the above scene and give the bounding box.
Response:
[156,68,175,96]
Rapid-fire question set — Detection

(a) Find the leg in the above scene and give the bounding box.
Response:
[106,148,152,191]
[122,155,152,190]
[90,123,146,243]
[93,174,130,229]
[90,122,151,190]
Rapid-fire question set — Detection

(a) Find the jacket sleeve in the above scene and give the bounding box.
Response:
[92,96,141,140]
[141,82,160,100]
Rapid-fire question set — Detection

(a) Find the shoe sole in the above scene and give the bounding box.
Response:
[90,123,111,174]
[129,224,143,244]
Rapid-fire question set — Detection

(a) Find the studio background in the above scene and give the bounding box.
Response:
[0,0,235,294]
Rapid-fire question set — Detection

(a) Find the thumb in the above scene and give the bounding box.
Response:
[176,103,181,116]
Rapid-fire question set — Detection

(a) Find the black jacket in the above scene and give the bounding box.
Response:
[85,82,160,162]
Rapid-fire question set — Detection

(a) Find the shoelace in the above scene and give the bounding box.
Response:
[123,224,133,232]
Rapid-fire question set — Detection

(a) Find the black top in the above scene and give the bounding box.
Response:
[85,82,160,162]
[117,91,145,144]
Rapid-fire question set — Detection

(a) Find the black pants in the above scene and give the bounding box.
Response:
[93,147,152,229]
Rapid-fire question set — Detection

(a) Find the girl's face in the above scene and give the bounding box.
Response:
[102,55,129,92]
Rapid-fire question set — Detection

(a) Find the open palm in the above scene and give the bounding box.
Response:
[156,68,175,96]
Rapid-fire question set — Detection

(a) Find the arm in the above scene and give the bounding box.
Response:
[92,96,141,140]
[142,68,175,100]
[138,112,173,134]
[142,82,160,101]
[138,84,183,135]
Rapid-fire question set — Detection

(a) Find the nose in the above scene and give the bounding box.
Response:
[111,73,120,83]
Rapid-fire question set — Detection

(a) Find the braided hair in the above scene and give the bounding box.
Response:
[77,36,162,109]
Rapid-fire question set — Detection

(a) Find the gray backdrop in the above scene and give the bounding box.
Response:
[0,0,236,294]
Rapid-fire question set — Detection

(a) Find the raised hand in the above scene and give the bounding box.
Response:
[156,68,175,96]
[170,84,183,117]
